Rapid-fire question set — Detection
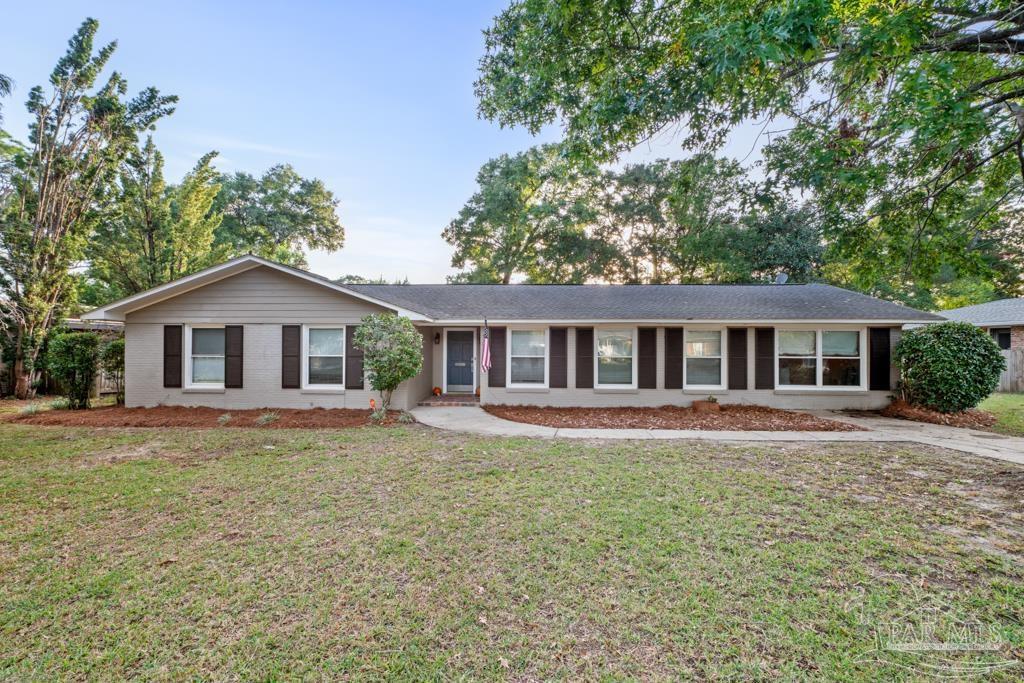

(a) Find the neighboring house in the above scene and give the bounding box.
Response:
[940,299,1024,350]
[82,255,943,411]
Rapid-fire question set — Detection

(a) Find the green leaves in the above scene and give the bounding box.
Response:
[476,0,1024,301]
[352,314,424,412]
[894,322,1006,413]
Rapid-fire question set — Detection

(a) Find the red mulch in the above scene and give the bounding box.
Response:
[7,405,397,429]
[880,400,997,430]
[483,404,863,431]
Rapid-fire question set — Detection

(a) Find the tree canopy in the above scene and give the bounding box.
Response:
[444,145,822,285]
[476,0,1024,299]
[0,18,176,397]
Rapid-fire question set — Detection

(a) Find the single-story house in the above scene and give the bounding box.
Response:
[81,255,943,411]
[939,299,1024,350]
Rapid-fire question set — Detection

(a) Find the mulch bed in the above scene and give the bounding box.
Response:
[7,405,398,429]
[483,404,864,431]
[880,400,998,430]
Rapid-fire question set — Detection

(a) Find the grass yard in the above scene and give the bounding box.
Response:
[1,423,1022,679]
[981,393,1024,437]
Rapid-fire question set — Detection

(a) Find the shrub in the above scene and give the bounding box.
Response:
[99,338,125,405]
[256,411,279,426]
[217,413,232,426]
[353,314,424,415]
[894,322,1005,413]
[49,397,70,410]
[46,332,100,409]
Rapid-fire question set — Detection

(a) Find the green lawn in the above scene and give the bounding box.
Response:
[981,393,1024,437]
[1,423,1022,679]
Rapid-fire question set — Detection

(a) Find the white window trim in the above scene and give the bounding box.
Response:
[302,324,345,391]
[774,326,867,390]
[184,323,226,389]
[506,326,550,389]
[594,326,639,390]
[683,327,727,390]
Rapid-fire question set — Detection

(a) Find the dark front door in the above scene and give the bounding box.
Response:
[446,331,474,392]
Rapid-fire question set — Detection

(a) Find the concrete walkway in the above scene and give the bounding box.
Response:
[409,406,1024,465]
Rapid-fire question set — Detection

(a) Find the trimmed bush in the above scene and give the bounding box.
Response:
[100,338,125,405]
[894,322,1005,413]
[46,332,100,409]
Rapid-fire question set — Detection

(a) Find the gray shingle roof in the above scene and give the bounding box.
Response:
[940,298,1024,326]
[344,283,942,322]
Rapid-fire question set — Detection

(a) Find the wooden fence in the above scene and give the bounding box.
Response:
[997,349,1024,393]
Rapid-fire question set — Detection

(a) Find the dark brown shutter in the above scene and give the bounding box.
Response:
[664,328,683,390]
[575,327,593,389]
[869,327,891,391]
[282,325,301,389]
[488,327,506,388]
[549,327,567,388]
[638,327,657,389]
[225,325,243,388]
[163,325,182,388]
[727,327,748,390]
[754,327,775,390]
[345,325,364,389]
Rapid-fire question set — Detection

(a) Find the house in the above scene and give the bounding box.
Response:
[81,255,943,412]
[939,299,1024,350]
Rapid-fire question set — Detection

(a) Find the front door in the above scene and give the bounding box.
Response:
[446,330,474,393]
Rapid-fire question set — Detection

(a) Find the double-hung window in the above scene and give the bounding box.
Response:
[595,328,636,388]
[508,328,547,387]
[187,325,225,388]
[684,329,724,388]
[821,331,861,386]
[777,329,864,388]
[304,326,345,389]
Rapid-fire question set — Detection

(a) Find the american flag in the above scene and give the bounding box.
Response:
[480,322,491,373]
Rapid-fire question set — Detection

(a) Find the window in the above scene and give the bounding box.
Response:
[509,328,547,386]
[990,328,1012,350]
[822,331,860,386]
[304,326,344,388]
[187,325,225,387]
[778,330,817,386]
[685,329,724,388]
[777,329,865,389]
[596,328,636,388]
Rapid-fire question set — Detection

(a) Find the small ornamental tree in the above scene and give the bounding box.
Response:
[46,332,100,409]
[100,338,125,405]
[894,322,1005,414]
[352,313,423,415]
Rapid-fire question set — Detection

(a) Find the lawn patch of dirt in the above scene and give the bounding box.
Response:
[881,400,998,430]
[483,404,863,431]
[7,405,399,429]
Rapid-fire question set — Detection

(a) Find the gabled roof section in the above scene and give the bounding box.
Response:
[80,255,431,321]
[940,298,1024,326]
[345,282,944,323]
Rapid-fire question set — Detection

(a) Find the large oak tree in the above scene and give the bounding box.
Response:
[476,0,1024,299]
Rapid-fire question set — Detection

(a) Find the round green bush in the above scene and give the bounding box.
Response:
[46,332,100,410]
[893,322,1005,413]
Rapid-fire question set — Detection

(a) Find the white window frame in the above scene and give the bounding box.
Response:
[683,327,727,390]
[506,326,550,389]
[302,324,345,391]
[594,326,639,390]
[775,326,867,390]
[184,324,226,389]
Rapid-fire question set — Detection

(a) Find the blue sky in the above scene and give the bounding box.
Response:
[2,1,765,282]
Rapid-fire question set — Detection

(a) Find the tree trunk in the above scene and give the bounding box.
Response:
[13,358,35,400]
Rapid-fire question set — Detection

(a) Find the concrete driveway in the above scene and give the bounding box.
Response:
[410,406,1024,465]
